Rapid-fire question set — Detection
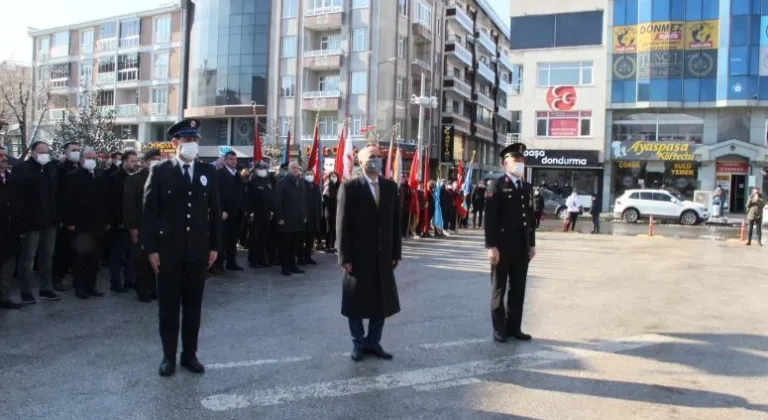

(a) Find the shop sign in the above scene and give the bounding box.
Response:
[685,20,718,49]
[142,141,175,153]
[670,162,695,176]
[716,161,749,173]
[523,149,600,167]
[611,140,698,161]
[617,161,641,169]
[684,50,717,78]
[537,111,591,138]
[545,86,576,111]
[637,50,683,78]
[612,54,637,80]
[441,125,455,163]
[612,26,637,53]
[637,21,684,52]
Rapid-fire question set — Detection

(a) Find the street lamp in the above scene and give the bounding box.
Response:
[410,72,438,181]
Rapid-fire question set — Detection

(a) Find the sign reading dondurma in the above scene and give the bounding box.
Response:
[523,149,601,167]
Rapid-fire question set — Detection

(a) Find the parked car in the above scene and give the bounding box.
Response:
[539,188,568,219]
[613,189,710,225]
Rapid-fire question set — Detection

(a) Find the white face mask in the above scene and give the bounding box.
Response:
[511,162,525,177]
[83,159,97,170]
[180,142,199,160]
[305,175,314,182]
[35,153,51,165]
[149,160,163,168]
[330,176,338,182]
[256,169,267,177]
[67,151,80,162]
[114,159,122,167]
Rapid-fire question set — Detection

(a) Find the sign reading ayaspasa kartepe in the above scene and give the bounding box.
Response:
[142,141,176,153]
[611,140,698,161]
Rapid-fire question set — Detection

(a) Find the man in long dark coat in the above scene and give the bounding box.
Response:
[336,144,401,362]
[300,168,322,265]
[0,146,21,309]
[273,161,306,276]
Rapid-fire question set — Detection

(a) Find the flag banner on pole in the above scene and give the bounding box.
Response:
[282,130,292,166]
[253,117,263,163]
[306,117,320,172]
[433,182,444,230]
[333,120,347,177]
[342,122,354,180]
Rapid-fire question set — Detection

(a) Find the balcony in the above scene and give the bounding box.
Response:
[303,49,343,70]
[412,20,433,43]
[302,90,341,111]
[50,46,69,58]
[442,76,472,99]
[478,61,494,83]
[98,105,115,116]
[477,31,496,55]
[116,104,139,117]
[150,103,167,115]
[446,3,473,34]
[496,106,512,122]
[411,57,432,74]
[445,37,472,67]
[49,78,70,91]
[301,134,338,142]
[497,80,509,94]
[96,72,116,84]
[441,111,471,133]
[97,38,117,52]
[475,91,494,111]
[119,36,140,48]
[45,108,67,121]
[499,53,514,73]
[304,7,343,30]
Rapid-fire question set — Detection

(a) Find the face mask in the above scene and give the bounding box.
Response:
[305,175,314,182]
[330,176,338,182]
[114,159,122,167]
[511,162,525,177]
[83,159,97,171]
[67,151,80,162]
[257,169,267,177]
[35,153,51,165]
[180,142,199,160]
[149,160,162,168]
[364,158,382,173]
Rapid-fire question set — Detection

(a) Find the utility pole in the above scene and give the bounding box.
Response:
[410,72,438,181]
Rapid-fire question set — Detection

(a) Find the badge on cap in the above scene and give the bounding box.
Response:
[190,120,197,128]
[200,175,207,186]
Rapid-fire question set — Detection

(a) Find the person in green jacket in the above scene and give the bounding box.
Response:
[746,188,765,246]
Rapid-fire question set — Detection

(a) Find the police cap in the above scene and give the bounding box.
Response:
[167,118,201,139]
[499,142,527,159]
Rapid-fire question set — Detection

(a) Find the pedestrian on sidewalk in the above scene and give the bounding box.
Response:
[533,188,544,229]
[590,194,602,234]
[746,187,765,246]
[565,190,582,232]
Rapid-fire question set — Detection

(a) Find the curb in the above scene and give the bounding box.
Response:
[636,234,665,239]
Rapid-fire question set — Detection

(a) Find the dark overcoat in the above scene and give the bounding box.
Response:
[336,176,402,319]
[304,180,322,233]
[0,170,20,261]
[273,175,306,233]
[124,168,150,259]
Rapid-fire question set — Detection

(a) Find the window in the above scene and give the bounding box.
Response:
[612,110,704,142]
[318,75,340,91]
[98,57,115,73]
[306,0,342,9]
[97,90,114,106]
[398,0,408,17]
[119,19,140,48]
[396,77,404,99]
[350,71,367,94]
[98,22,117,51]
[352,28,367,52]
[510,11,603,50]
[352,0,369,7]
[318,115,339,136]
[153,51,169,79]
[51,32,69,58]
[280,76,295,97]
[117,53,139,82]
[283,0,298,17]
[320,35,341,50]
[416,1,432,28]
[397,36,406,58]
[150,87,168,115]
[395,119,404,139]
[535,111,592,137]
[80,29,94,54]
[351,115,365,136]
[537,61,593,87]
[79,61,92,87]
[153,16,171,44]
[37,37,50,59]
[49,64,70,88]
[281,36,297,57]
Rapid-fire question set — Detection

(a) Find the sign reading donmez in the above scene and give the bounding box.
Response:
[523,149,601,167]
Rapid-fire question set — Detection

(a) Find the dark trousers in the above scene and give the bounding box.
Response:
[157,259,207,358]
[267,221,279,264]
[534,211,543,229]
[109,230,134,289]
[52,227,73,285]
[567,212,579,231]
[473,209,484,227]
[134,259,156,300]
[401,210,411,237]
[279,232,301,271]
[301,231,317,261]
[591,215,600,233]
[217,215,242,268]
[748,219,762,243]
[248,219,270,265]
[325,218,336,250]
[348,317,385,349]
[72,232,101,294]
[490,244,530,335]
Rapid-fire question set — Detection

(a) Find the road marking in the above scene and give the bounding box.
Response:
[413,377,481,391]
[208,356,312,370]
[200,333,674,411]
[417,338,487,349]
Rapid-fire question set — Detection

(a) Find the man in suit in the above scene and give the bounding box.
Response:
[337,144,402,362]
[124,148,162,302]
[273,161,306,276]
[300,168,322,265]
[52,141,80,291]
[64,147,110,299]
[142,119,222,377]
[0,146,22,309]
[484,142,536,343]
[215,150,245,272]
[246,162,274,268]
[107,149,139,292]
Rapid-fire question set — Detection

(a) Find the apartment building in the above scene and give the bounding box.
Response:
[442,0,514,175]
[28,3,186,148]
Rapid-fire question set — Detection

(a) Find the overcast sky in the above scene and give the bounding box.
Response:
[1,0,510,64]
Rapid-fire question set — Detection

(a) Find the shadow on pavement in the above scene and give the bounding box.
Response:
[662,333,768,352]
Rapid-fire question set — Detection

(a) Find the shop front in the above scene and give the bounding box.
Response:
[609,140,699,200]
[523,149,603,198]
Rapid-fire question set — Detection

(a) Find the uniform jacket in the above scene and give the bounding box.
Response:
[11,158,58,232]
[217,166,246,219]
[337,176,402,319]
[108,169,130,229]
[304,180,322,233]
[124,168,149,259]
[247,175,274,221]
[472,186,486,210]
[64,168,108,233]
[484,175,536,251]
[0,170,21,261]
[141,159,223,262]
[273,174,306,233]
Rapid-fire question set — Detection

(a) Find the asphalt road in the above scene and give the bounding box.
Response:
[1,230,766,420]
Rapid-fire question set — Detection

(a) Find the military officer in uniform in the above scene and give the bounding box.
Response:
[142,119,222,377]
[484,142,536,343]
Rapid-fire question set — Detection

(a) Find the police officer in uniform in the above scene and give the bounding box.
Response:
[141,119,222,376]
[484,142,536,343]
[247,162,274,268]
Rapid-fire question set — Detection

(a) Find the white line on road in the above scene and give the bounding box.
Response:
[200,333,675,411]
[207,356,312,370]
[417,338,487,349]
[412,377,482,391]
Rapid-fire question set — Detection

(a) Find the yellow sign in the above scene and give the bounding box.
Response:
[637,21,684,51]
[618,161,641,169]
[143,141,175,153]
[685,20,718,49]
[613,26,637,53]
[670,162,695,176]
[627,141,695,161]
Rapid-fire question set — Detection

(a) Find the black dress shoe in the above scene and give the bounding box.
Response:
[350,348,364,362]
[180,354,205,374]
[290,267,305,274]
[76,292,89,299]
[510,331,532,341]
[158,358,176,377]
[364,346,393,359]
[493,331,507,343]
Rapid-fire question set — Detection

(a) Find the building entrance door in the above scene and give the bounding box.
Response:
[730,174,747,213]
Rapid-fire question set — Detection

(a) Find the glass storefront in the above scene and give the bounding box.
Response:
[532,168,602,198]
[612,161,698,200]
[611,110,704,143]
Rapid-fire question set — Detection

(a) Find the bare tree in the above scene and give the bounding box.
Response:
[0,61,51,157]
[262,117,284,162]
[54,91,124,157]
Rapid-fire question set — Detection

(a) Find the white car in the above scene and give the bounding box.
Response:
[613,189,710,225]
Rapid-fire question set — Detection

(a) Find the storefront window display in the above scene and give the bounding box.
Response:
[532,169,600,197]
[612,110,704,143]
[612,161,698,200]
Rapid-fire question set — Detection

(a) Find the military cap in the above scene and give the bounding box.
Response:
[499,142,527,159]
[143,148,162,161]
[167,118,201,139]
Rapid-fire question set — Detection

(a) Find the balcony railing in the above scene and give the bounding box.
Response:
[478,61,494,83]
[497,106,512,121]
[411,57,432,71]
[303,90,341,99]
[116,104,139,117]
[303,48,343,57]
[443,76,471,98]
[305,6,343,16]
[119,36,140,48]
[50,78,69,89]
[97,72,116,84]
[445,36,472,66]
[98,106,115,116]
[499,54,515,73]
[150,103,167,115]
[478,31,496,55]
[97,38,117,51]
[497,80,510,94]
[475,92,494,110]
[301,134,339,141]
[447,3,474,34]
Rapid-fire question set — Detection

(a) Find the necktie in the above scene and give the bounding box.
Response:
[516,180,522,190]
[183,164,191,184]
[373,181,380,206]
